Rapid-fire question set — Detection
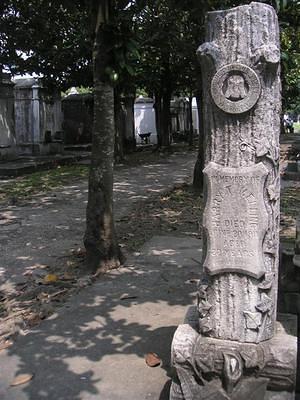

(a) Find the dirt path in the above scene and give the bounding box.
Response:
[0,151,196,296]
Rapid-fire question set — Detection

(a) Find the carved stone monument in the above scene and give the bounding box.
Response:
[170,3,297,399]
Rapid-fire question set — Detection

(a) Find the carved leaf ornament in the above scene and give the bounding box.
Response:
[243,311,262,330]
[256,293,273,315]
[267,178,280,201]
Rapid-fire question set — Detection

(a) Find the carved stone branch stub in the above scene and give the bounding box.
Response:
[211,63,261,114]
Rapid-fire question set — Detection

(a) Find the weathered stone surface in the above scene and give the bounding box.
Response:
[171,314,297,399]
[170,3,294,399]
[211,63,261,115]
[14,78,63,155]
[197,2,281,343]
[203,162,268,278]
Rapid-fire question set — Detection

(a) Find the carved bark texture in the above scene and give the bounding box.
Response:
[198,3,281,342]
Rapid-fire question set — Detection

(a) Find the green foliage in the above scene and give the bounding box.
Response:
[133,0,202,97]
[0,0,91,89]
[62,86,92,97]
[103,10,141,88]
[278,0,300,113]
[0,0,298,106]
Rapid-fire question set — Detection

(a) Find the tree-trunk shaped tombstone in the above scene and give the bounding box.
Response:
[198,1,281,344]
[170,3,297,399]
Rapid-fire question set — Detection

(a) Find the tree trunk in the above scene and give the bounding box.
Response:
[188,95,194,147]
[124,94,136,152]
[161,89,171,148]
[84,0,122,273]
[114,87,124,161]
[159,60,172,149]
[192,87,204,192]
[154,92,162,147]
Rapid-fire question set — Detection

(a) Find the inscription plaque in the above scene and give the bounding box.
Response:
[211,63,261,114]
[203,162,268,279]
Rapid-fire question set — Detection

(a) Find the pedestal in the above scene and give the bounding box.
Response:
[171,308,297,400]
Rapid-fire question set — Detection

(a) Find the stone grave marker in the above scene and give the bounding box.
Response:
[170,3,297,399]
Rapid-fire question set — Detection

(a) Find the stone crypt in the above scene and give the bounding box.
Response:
[170,3,297,400]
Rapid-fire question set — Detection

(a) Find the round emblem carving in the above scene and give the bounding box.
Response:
[211,63,261,114]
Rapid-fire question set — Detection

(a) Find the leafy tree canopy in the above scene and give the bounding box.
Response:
[0,0,298,106]
[0,0,91,89]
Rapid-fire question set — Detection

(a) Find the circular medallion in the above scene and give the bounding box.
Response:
[211,63,261,114]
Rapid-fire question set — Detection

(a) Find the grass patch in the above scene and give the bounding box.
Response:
[0,165,89,204]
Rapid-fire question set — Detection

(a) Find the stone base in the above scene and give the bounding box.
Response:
[0,145,17,161]
[170,309,297,400]
[265,391,295,399]
[17,142,64,156]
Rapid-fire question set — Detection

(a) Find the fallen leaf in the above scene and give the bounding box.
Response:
[145,352,161,367]
[123,264,135,269]
[120,294,138,300]
[66,260,75,267]
[63,272,74,280]
[10,373,34,386]
[49,289,68,299]
[0,340,13,351]
[77,277,92,288]
[73,248,86,258]
[26,313,41,327]
[43,274,58,284]
[185,278,200,284]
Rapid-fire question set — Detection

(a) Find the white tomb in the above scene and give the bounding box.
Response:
[134,96,157,145]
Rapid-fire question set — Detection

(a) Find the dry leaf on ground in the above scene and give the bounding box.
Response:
[43,274,58,284]
[120,294,138,300]
[72,248,86,258]
[145,352,161,367]
[0,340,13,351]
[10,373,34,386]
[26,313,41,328]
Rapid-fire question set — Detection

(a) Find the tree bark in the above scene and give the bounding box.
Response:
[84,0,122,273]
[161,88,171,148]
[159,61,172,148]
[188,95,194,147]
[123,94,136,152]
[114,87,125,161]
[154,92,162,147]
[192,88,204,192]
